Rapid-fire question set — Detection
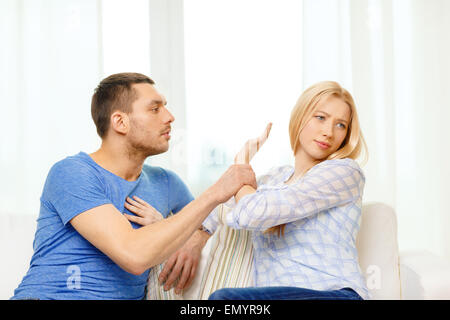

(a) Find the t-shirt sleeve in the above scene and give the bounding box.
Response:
[42,159,112,225]
[165,169,194,214]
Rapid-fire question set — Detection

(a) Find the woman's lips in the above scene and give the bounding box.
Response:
[315,140,331,149]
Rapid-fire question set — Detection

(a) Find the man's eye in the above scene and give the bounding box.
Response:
[151,107,160,112]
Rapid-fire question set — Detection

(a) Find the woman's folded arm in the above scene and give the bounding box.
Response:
[225,159,365,231]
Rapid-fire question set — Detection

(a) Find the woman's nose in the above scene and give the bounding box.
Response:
[322,121,333,137]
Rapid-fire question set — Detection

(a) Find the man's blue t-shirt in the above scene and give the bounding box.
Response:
[11,152,194,300]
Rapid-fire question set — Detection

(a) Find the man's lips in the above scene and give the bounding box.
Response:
[161,128,171,139]
[315,140,331,149]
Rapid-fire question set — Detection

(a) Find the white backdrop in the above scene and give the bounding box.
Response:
[1,0,450,260]
[0,0,102,217]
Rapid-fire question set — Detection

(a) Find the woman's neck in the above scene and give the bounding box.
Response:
[286,150,321,184]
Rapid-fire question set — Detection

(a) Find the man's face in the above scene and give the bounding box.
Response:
[126,83,174,157]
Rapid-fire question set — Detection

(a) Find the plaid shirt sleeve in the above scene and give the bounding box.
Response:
[201,166,282,234]
[225,159,365,231]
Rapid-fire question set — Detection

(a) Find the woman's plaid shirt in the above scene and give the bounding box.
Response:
[202,158,370,300]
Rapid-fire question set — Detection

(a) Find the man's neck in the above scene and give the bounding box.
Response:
[89,141,145,182]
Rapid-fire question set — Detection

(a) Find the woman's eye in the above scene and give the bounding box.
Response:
[315,115,325,120]
[337,123,346,129]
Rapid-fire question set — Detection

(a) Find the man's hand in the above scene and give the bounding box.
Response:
[210,164,257,204]
[158,229,210,294]
[123,195,210,294]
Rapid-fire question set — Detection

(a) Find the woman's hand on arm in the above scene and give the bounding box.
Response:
[124,196,163,225]
[70,163,257,276]
[123,196,210,294]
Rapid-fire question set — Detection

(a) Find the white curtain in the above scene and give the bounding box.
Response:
[181,0,450,259]
[0,0,151,217]
[346,0,450,258]
[0,0,102,217]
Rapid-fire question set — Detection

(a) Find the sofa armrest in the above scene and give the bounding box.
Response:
[400,250,450,299]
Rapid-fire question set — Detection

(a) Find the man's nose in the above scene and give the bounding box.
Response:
[164,107,175,124]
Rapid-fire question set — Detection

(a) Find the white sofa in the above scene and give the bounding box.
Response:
[356,203,450,299]
[2,202,450,300]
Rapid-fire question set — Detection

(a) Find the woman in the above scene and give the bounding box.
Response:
[127,81,369,300]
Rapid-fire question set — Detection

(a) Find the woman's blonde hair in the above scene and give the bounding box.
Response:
[266,81,368,237]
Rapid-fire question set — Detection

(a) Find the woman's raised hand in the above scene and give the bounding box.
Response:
[124,196,164,226]
[234,122,272,164]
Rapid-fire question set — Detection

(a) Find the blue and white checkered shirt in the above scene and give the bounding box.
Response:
[202,158,370,300]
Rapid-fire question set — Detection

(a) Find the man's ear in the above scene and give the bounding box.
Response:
[110,111,129,135]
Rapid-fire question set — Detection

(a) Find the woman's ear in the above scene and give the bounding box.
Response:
[110,111,129,135]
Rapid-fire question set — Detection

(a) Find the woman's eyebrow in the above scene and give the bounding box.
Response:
[315,110,348,123]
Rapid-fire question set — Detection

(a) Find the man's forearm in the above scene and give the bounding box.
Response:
[70,163,256,276]
[133,180,253,271]
[128,187,219,273]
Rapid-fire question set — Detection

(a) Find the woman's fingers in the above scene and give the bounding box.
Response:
[234,122,273,164]
[125,196,164,225]
[256,122,272,149]
[132,195,151,208]
[124,213,146,226]
[126,196,145,210]
[126,196,159,214]
[124,201,144,217]
[259,122,272,145]
[124,201,141,215]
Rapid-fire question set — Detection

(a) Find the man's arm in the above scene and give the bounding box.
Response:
[158,125,271,291]
[124,193,214,293]
[157,228,211,294]
[158,181,257,293]
[70,164,256,275]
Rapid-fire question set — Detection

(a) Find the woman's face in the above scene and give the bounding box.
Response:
[296,95,351,163]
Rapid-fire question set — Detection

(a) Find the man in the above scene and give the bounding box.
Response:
[11,73,256,300]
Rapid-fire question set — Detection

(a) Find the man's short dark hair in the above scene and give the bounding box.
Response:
[91,72,155,138]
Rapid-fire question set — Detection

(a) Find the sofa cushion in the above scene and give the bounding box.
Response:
[147,202,401,300]
[356,202,401,299]
[0,214,37,299]
[146,204,254,300]
[194,204,254,299]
